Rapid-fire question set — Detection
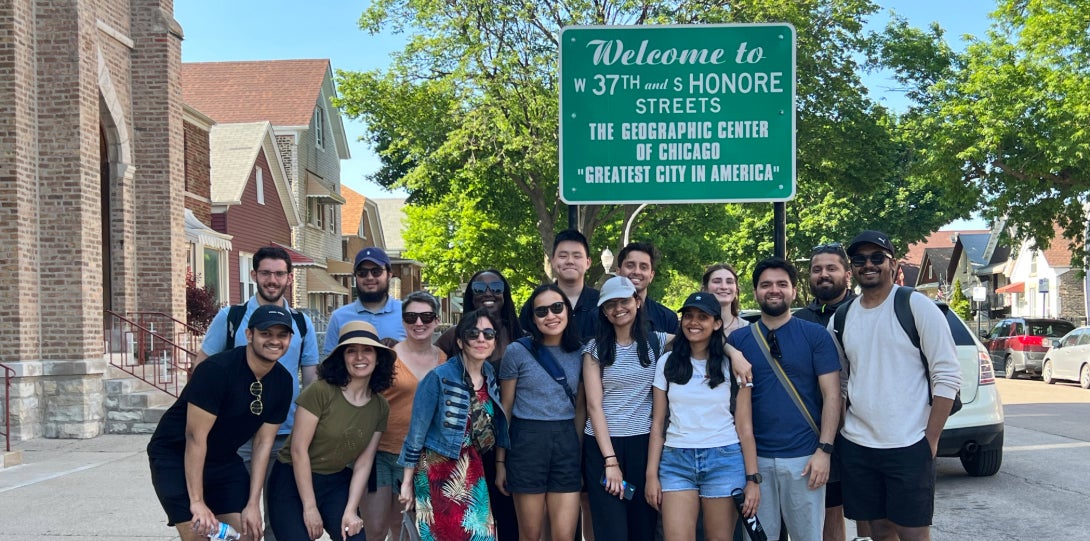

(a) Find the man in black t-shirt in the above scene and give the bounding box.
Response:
[148,304,295,541]
[616,241,679,334]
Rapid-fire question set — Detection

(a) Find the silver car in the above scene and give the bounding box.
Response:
[1042,326,1090,389]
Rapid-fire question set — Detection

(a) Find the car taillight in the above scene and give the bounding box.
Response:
[1013,335,1044,348]
[978,347,995,385]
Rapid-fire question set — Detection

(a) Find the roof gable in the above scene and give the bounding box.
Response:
[341,185,367,238]
[209,122,301,226]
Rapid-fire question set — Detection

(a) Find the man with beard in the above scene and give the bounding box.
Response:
[832,231,960,541]
[195,246,319,541]
[793,242,856,541]
[150,304,295,541]
[325,246,406,355]
[726,257,841,541]
[616,241,679,334]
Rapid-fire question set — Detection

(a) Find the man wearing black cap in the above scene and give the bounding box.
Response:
[148,304,295,541]
[833,230,961,541]
[325,246,406,355]
[794,243,856,541]
[726,257,841,541]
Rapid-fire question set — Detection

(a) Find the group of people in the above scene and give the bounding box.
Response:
[147,227,962,541]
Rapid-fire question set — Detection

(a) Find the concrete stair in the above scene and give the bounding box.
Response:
[103,364,182,434]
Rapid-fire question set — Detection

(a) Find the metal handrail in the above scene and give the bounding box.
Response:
[104,310,198,398]
[1,362,14,452]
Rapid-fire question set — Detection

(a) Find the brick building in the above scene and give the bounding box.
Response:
[0,1,187,439]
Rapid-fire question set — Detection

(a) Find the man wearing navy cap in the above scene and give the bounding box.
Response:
[325,246,406,355]
[148,304,295,541]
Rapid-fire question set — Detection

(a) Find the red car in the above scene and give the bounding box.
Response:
[982,318,1076,379]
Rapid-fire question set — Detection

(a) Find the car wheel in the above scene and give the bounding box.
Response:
[1005,356,1017,379]
[1081,364,1090,390]
[1043,361,1055,385]
[960,435,1004,477]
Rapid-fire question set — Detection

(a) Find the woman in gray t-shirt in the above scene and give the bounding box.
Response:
[496,283,585,541]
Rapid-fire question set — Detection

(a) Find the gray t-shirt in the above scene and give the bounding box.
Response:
[499,340,582,421]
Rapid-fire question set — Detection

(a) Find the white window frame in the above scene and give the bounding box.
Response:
[255,168,265,205]
[239,252,256,301]
[314,106,325,150]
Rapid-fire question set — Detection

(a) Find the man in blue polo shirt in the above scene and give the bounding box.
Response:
[195,245,319,541]
[727,257,841,541]
[325,246,406,354]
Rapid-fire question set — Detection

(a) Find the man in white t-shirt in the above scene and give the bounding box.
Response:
[832,230,961,541]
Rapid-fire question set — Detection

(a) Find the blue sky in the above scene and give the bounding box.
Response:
[176,0,997,227]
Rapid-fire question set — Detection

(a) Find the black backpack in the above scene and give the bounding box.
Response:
[833,287,962,415]
[224,303,309,351]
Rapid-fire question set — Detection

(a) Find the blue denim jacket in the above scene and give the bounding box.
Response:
[398,356,510,467]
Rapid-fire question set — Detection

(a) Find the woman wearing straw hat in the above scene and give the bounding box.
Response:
[267,321,395,541]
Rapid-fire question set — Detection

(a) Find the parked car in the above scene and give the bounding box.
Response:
[1042,326,1090,389]
[742,301,1004,476]
[982,317,1076,379]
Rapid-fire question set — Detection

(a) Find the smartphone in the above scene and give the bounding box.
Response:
[600,473,636,500]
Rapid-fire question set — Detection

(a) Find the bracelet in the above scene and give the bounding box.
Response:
[496,460,505,464]
[602,455,616,460]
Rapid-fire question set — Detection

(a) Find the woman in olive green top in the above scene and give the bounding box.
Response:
[268,321,395,541]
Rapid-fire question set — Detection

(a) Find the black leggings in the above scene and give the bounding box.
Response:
[267,460,365,541]
[583,433,658,541]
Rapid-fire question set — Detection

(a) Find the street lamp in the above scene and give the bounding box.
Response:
[600,248,614,274]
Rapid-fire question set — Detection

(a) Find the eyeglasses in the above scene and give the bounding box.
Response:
[256,270,289,279]
[602,297,634,312]
[850,253,891,267]
[471,280,505,295]
[355,267,385,278]
[402,311,438,324]
[533,302,565,318]
[462,327,497,341]
[811,242,845,256]
[767,330,782,359]
[249,380,263,416]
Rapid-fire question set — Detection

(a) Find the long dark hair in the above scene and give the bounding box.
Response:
[319,344,396,393]
[463,269,521,341]
[594,293,655,369]
[663,309,728,389]
[519,284,582,352]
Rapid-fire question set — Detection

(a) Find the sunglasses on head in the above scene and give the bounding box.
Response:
[533,301,565,318]
[811,242,846,256]
[402,311,438,324]
[249,380,263,416]
[850,253,891,267]
[355,267,385,278]
[471,280,505,295]
[462,327,497,341]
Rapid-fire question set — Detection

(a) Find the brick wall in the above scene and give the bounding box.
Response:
[1057,271,1086,325]
[184,120,212,224]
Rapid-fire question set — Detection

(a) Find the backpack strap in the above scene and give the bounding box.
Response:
[225,304,247,350]
[516,337,576,407]
[291,309,309,340]
[832,297,855,353]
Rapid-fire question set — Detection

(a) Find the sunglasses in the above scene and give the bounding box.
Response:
[355,267,385,278]
[402,311,438,324]
[462,327,497,341]
[850,253,891,267]
[471,280,505,295]
[811,242,846,256]
[767,330,782,359]
[533,302,565,318]
[249,380,263,416]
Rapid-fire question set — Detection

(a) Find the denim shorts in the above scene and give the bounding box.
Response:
[658,444,745,498]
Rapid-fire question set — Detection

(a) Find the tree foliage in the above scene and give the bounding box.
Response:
[949,278,971,321]
[884,0,1090,267]
[338,0,967,300]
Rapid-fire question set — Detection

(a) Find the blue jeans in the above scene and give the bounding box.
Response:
[658,444,745,498]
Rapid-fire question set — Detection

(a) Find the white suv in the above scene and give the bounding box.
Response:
[936,303,1004,476]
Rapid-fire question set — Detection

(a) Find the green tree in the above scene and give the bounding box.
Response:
[949,278,971,321]
[338,0,966,297]
[883,0,1090,267]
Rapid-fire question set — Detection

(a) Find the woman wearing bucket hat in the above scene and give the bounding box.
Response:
[267,321,395,541]
[646,292,759,541]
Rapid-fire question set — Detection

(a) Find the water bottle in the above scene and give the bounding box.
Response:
[207,522,241,540]
[731,488,767,541]
[599,473,637,500]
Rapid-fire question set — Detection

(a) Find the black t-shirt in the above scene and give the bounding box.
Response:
[147,347,293,464]
[795,291,857,327]
[644,297,679,335]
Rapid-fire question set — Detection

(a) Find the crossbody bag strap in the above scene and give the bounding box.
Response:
[749,323,819,435]
[516,337,577,407]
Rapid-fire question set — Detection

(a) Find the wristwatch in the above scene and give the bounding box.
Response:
[745,473,762,484]
[816,442,835,455]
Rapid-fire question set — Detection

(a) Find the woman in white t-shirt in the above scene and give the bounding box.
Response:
[646,292,759,541]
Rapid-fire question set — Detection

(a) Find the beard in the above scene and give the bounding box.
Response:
[357,283,389,304]
[811,278,848,302]
[257,285,284,304]
[758,297,790,317]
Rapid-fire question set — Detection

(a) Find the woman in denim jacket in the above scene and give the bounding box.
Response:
[399,309,511,541]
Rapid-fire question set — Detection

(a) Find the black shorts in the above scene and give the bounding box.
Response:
[824,480,843,508]
[506,418,582,494]
[836,434,935,528]
[149,455,250,526]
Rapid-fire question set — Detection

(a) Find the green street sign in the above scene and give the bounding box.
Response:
[559,24,796,204]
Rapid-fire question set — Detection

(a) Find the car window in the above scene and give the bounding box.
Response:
[1028,321,1076,338]
[1077,330,1090,346]
[944,310,976,346]
[1062,331,1081,347]
[988,322,1004,339]
[1011,322,1022,336]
